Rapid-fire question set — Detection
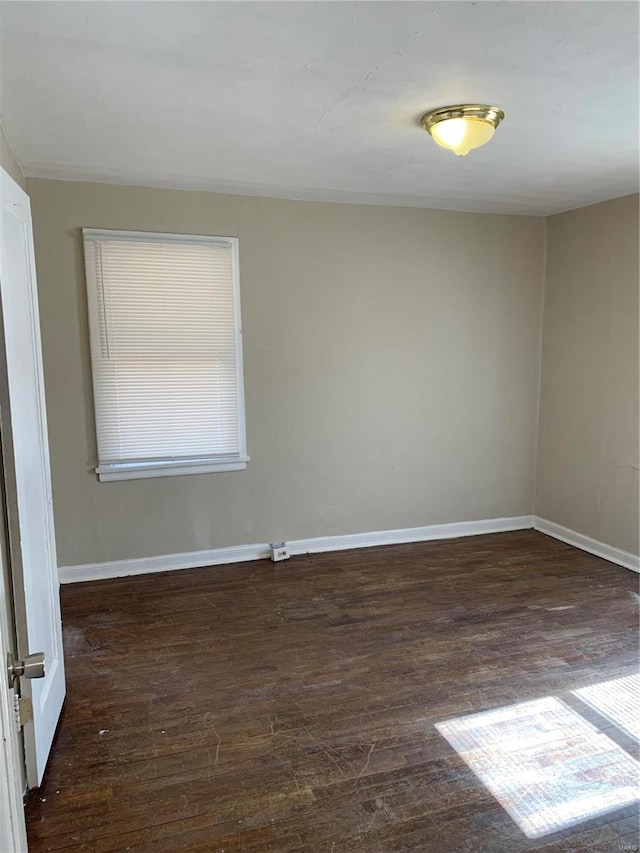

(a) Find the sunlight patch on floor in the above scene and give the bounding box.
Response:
[573,674,640,742]
[436,696,640,839]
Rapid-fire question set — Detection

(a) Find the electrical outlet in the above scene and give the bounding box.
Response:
[270,542,290,562]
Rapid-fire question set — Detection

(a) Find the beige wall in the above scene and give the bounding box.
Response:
[0,125,25,190]
[27,178,544,567]
[536,194,640,556]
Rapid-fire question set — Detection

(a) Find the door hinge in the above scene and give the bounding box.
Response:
[13,694,33,730]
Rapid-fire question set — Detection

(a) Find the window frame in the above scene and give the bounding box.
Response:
[82,228,248,482]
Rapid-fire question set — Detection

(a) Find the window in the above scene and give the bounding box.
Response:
[82,229,247,482]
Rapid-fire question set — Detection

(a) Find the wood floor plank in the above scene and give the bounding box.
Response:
[26,531,639,851]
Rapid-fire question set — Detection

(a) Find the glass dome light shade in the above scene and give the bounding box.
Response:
[421,105,504,157]
[430,117,496,156]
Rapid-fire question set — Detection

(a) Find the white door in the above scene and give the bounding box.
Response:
[0,167,65,786]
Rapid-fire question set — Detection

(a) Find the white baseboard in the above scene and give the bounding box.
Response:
[289,515,534,555]
[58,542,271,584]
[58,514,534,584]
[534,517,640,573]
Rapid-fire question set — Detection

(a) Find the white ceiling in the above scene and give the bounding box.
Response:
[1,1,638,215]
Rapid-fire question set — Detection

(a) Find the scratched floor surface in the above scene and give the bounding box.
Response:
[26,531,639,852]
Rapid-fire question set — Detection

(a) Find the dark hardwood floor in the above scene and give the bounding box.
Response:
[26,531,639,852]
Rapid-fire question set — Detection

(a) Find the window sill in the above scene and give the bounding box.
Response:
[96,457,249,482]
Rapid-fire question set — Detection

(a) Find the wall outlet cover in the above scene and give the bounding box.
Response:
[270,542,290,562]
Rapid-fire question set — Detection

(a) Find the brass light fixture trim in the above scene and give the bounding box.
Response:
[421,104,505,156]
[421,104,504,134]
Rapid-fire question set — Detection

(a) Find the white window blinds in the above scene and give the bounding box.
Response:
[82,230,247,481]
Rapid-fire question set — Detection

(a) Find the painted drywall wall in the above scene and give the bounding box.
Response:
[27,178,544,567]
[536,194,640,556]
[0,125,25,189]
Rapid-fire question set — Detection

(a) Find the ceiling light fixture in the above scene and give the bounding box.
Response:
[421,104,505,156]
